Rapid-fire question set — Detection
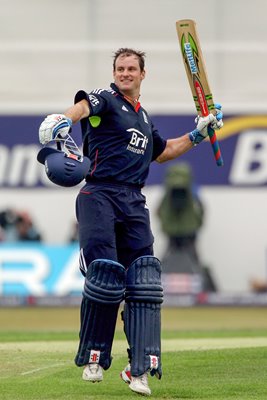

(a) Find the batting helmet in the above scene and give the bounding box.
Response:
[37,147,90,187]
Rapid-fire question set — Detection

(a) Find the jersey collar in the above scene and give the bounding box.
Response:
[110,83,141,112]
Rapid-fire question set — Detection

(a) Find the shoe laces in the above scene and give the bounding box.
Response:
[89,363,99,374]
[139,372,148,386]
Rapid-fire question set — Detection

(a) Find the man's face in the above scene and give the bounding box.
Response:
[113,54,145,96]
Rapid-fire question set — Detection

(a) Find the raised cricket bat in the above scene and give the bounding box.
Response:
[176,19,223,166]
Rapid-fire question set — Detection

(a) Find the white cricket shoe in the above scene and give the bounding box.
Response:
[120,363,132,384]
[129,372,151,396]
[82,363,103,382]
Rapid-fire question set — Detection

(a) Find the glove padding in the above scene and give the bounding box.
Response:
[39,114,72,145]
[212,104,223,129]
[189,104,223,145]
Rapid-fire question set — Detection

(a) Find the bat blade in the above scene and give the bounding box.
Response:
[176,19,223,166]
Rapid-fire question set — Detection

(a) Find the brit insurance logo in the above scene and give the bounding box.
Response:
[126,128,148,155]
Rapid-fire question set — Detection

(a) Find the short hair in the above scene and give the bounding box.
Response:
[113,48,146,72]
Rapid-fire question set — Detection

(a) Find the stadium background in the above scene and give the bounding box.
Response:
[1,0,267,300]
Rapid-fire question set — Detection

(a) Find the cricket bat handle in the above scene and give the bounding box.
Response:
[207,125,223,166]
[195,81,223,166]
[202,107,223,167]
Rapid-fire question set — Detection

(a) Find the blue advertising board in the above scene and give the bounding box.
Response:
[1,114,267,187]
[0,243,83,296]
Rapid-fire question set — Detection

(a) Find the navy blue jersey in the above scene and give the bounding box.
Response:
[74,83,166,187]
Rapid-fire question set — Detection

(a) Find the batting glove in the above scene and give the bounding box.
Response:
[39,114,72,145]
[211,103,224,129]
[189,104,223,145]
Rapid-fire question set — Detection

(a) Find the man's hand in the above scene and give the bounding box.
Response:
[189,104,223,145]
[39,114,72,145]
[211,103,223,130]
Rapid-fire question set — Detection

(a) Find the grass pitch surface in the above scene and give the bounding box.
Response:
[0,307,267,399]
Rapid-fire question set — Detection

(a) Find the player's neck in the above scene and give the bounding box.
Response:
[123,93,140,106]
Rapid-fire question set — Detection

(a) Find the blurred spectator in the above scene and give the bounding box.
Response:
[15,211,42,241]
[0,209,19,241]
[158,162,217,292]
[0,208,42,242]
[250,278,267,293]
[0,226,5,242]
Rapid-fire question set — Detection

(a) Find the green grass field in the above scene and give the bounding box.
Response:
[0,307,267,399]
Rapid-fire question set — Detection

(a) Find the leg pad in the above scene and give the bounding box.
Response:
[75,259,126,369]
[123,256,163,378]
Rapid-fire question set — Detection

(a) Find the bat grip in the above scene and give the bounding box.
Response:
[207,125,224,166]
[202,107,223,166]
[194,77,224,166]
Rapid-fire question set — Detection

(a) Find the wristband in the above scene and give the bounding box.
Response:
[188,130,199,146]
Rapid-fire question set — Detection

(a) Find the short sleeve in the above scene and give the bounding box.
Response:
[74,89,108,116]
[151,126,167,161]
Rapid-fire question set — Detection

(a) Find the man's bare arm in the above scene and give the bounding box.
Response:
[65,99,90,123]
[156,134,193,163]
